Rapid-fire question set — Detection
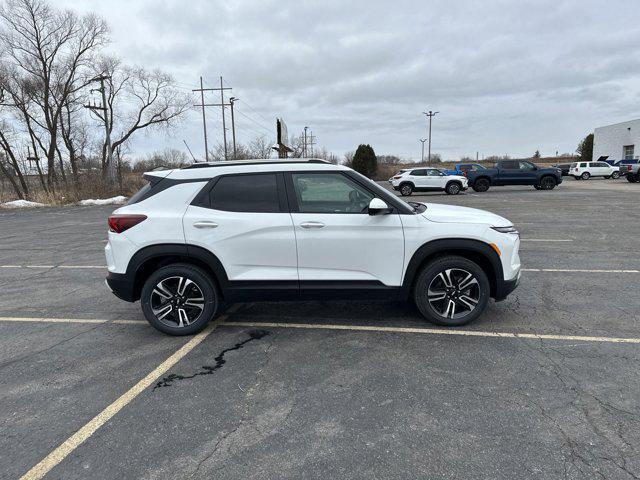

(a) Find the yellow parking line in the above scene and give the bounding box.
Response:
[522,268,640,273]
[0,265,104,269]
[0,316,146,325]
[224,321,640,345]
[18,309,236,480]
[2,316,640,345]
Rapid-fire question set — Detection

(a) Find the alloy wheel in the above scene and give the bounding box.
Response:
[427,268,480,319]
[150,276,205,328]
[541,177,555,190]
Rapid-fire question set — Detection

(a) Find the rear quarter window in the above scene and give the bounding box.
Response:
[125,182,152,205]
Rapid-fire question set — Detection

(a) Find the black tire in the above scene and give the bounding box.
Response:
[533,185,543,190]
[445,182,462,195]
[539,176,556,190]
[141,263,220,336]
[581,172,590,180]
[399,183,413,196]
[413,256,490,327]
[472,178,490,192]
[612,171,620,179]
[627,174,639,183]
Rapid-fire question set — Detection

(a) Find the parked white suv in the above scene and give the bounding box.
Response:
[570,161,620,180]
[106,159,520,335]
[389,168,468,196]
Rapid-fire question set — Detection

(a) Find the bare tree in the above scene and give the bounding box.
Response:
[247,136,273,159]
[0,0,109,188]
[95,58,191,176]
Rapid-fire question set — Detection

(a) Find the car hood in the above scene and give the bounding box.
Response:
[420,203,512,227]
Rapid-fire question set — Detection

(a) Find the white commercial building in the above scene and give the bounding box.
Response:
[593,119,640,161]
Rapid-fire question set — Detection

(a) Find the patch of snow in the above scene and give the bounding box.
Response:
[79,196,127,206]
[1,200,46,208]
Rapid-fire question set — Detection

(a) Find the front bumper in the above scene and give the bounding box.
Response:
[106,272,137,302]
[494,269,520,302]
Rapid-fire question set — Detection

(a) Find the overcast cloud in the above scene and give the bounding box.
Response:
[57,0,640,161]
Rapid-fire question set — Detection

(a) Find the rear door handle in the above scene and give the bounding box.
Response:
[193,221,219,229]
[300,221,325,229]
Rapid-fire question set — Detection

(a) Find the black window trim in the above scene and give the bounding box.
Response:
[190,172,288,213]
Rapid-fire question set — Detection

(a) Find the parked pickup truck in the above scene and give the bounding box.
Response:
[441,163,488,176]
[466,160,563,192]
[622,163,640,182]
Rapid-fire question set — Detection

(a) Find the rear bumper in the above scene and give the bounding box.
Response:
[494,270,520,302]
[105,272,137,302]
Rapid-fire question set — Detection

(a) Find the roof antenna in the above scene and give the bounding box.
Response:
[183,139,197,162]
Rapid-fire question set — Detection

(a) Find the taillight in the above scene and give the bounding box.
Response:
[393,175,402,179]
[108,214,147,233]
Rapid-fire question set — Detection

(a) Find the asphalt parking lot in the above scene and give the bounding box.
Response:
[1,178,639,479]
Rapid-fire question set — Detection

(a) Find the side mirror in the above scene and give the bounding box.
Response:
[368,198,392,215]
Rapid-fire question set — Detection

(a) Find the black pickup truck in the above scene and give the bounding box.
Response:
[466,160,563,192]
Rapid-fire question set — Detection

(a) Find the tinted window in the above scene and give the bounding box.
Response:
[210,174,280,212]
[126,182,152,205]
[519,161,536,171]
[410,169,427,176]
[580,163,587,167]
[291,173,374,214]
[501,161,519,169]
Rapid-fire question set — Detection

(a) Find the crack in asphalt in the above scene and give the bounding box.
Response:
[154,329,270,390]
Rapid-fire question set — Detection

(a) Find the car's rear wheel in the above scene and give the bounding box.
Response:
[581,172,590,180]
[628,174,639,183]
[141,263,219,336]
[539,176,556,190]
[472,178,490,192]
[413,256,490,327]
[445,182,461,195]
[399,183,413,196]
[612,171,620,179]
[534,185,543,190]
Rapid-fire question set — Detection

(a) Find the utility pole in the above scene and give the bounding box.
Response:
[85,75,114,183]
[422,110,439,164]
[303,126,309,157]
[229,97,238,159]
[193,77,232,160]
[192,77,210,161]
[420,138,427,163]
[307,131,316,157]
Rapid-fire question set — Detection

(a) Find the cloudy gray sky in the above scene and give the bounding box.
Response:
[58,0,640,161]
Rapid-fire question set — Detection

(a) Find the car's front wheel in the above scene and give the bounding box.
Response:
[612,171,621,179]
[445,182,461,195]
[413,256,490,327]
[141,263,219,336]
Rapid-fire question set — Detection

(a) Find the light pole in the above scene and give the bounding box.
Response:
[422,110,439,164]
[420,138,427,163]
[229,97,238,159]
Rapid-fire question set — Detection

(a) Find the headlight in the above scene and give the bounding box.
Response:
[491,225,519,235]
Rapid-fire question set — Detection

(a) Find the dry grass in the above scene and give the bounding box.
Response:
[0,172,146,205]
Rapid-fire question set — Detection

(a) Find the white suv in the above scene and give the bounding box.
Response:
[106,159,520,335]
[570,161,620,180]
[389,168,468,196]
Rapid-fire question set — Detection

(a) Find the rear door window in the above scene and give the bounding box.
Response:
[209,174,282,213]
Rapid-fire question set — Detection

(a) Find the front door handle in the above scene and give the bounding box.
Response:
[300,221,325,229]
[193,221,219,229]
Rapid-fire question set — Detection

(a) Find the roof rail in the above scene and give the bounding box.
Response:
[182,158,330,169]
